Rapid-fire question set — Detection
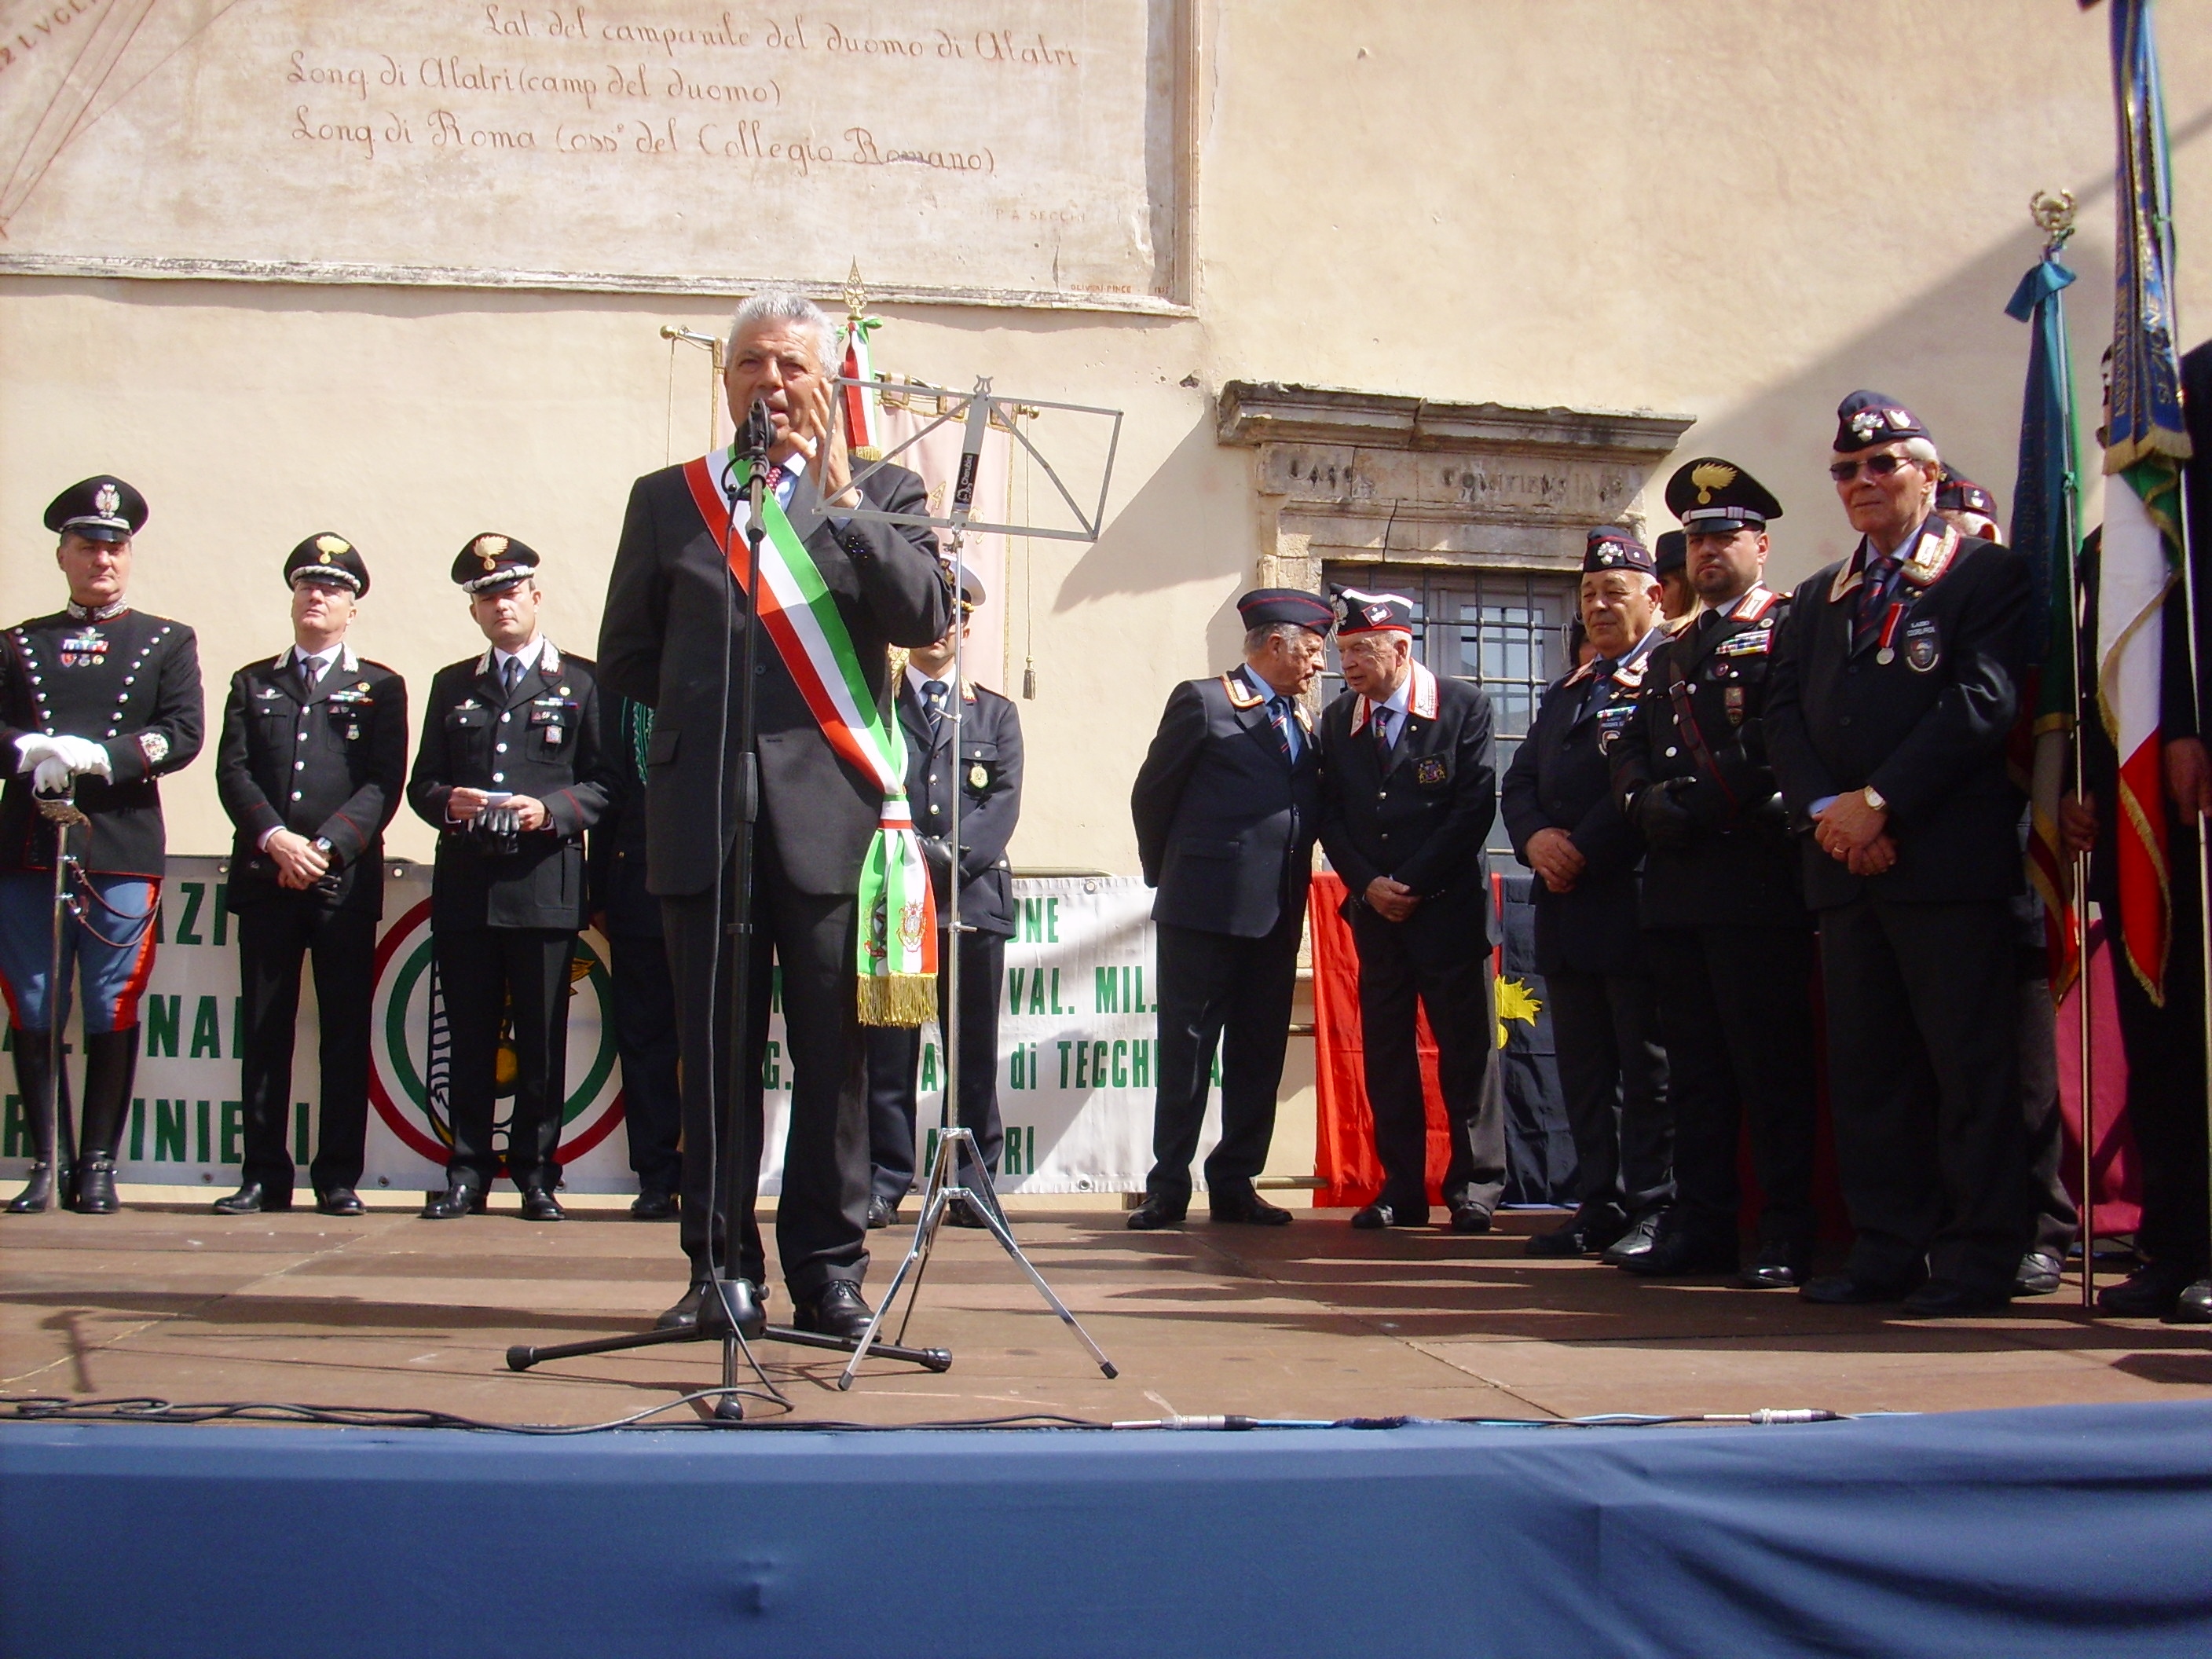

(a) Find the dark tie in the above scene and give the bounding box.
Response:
[1855,555,1899,654]
[501,656,522,696]
[1372,706,1394,766]
[922,679,950,743]
[1581,659,1618,723]
[298,654,324,698]
[1266,694,1299,760]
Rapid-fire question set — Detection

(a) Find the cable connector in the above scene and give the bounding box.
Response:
[1742,1408,1844,1425]
[1108,1415,1260,1431]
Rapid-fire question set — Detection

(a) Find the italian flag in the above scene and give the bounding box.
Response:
[2096,470,2179,1002]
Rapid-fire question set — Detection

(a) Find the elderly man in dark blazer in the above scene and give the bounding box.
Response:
[598,289,950,1340]
[1319,589,1506,1232]
[863,568,1023,1229]
[1765,390,2034,1316]
[1126,588,1333,1230]
[1502,530,1672,1263]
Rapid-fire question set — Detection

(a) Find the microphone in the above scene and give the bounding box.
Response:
[738,397,775,463]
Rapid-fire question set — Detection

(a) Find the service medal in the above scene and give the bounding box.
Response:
[969,763,987,789]
[1876,648,1895,665]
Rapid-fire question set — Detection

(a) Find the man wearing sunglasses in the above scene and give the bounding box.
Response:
[1764,391,2035,1317]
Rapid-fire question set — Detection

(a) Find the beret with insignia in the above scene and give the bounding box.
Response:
[284,532,371,597]
[1331,586,1415,636]
[1833,389,1931,454]
[1664,456,1783,535]
[452,533,540,593]
[1654,529,1687,575]
[45,475,148,544]
[1582,527,1655,575]
[1236,586,1336,635]
[1936,471,1998,518]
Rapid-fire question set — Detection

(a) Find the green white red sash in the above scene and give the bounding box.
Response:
[682,449,937,1026]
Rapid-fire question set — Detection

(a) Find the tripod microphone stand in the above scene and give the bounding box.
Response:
[507,398,949,1416]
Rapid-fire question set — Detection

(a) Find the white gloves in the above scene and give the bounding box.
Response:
[32,757,74,795]
[15,734,110,792]
[13,734,56,773]
[50,736,111,778]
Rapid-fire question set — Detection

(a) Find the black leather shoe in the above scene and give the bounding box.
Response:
[2170,1279,2212,1324]
[1447,1202,1492,1235]
[865,1196,897,1229]
[1211,1186,1293,1226]
[945,1196,993,1229]
[1801,1268,1926,1305]
[794,1280,873,1341]
[1900,1278,2014,1318]
[629,1189,678,1221]
[316,1187,365,1217]
[1599,1209,1667,1267]
[518,1185,566,1222]
[5,1161,65,1214]
[2097,1259,2201,1318]
[1525,1208,1623,1258]
[69,1156,119,1215]
[656,1278,767,1334]
[1737,1240,1813,1290]
[1352,1201,1423,1229]
[1126,1196,1186,1231]
[420,1179,486,1220]
[1615,1221,1737,1277]
[2013,1250,2064,1297]
[214,1181,291,1215]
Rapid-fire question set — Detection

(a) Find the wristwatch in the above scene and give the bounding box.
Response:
[1860,786,1888,814]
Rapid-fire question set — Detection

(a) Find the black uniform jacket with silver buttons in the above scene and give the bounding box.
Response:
[1608,589,1810,930]
[1500,650,1650,976]
[896,672,1022,939]
[0,604,203,876]
[1764,530,2033,910]
[406,643,613,931]
[217,646,408,917]
[1131,666,1320,940]
[1318,666,1497,946]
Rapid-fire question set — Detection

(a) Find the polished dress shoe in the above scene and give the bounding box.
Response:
[1125,1196,1186,1231]
[794,1280,873,1341]
[1210,1186,1292,1226]
[1614,1221,1736,1277]
[1737,1240,1813,1290]
[5,1160,66,1214]
[865,1196,898,1230]
[1524,1207,1623,1258]
[1447,1202,1492,1235]
[518,1185,566,1222]
[1800,1267,1926,1305]
[629,1189,678,1221]
[945,1196,994,1229]
[1598,1209,1667,1267]
[2171,1279,2212,1324]
[214,1181,291,1215]
[420,1180,487,1220]
[1900,1278,2014,1318]
[1351,1201,1422,1230]
[69,1156,119,1215]
[317,1187,365,1217]
[2097,1259,2202,1319]
[656,1278,767,1335]
[2012,1250,2064,1297]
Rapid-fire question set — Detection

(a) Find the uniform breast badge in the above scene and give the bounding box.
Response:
[1414,755,1448,787]
[969,763,988,789]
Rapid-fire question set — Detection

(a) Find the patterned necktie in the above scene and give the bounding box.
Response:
[1855,554,1899,654]
[501,655,522,695]
[1267,694,1300,760]
[1582,659,1617,723]
[923,679,950,743]
[1372,705,1394,766]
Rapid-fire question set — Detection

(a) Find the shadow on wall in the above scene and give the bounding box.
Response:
[1053,408,1254,631]
[1678,105,2212,591]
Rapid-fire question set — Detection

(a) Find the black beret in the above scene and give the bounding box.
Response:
[1936,472,1998,518]
[1582,527,1655,575]
[1834,390,1930,454]
[45,475,148,544]
[1654,530,1686,574]
[1664,456,1783,534]
[285,533,371,597]
[1333,588,1415,635]
[1237,587,1336,634]
[452,533,540,593]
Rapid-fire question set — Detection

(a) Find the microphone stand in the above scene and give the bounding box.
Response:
[25,789,86,1210]
[507,401,950,1416]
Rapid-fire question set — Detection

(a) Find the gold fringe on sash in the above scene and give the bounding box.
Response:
[858,971,938,1028]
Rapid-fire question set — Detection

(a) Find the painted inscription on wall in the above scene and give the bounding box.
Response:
[0,1,1173,299]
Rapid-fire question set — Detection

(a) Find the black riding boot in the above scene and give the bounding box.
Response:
[7,1031,75,1213]
[68,1027,137,1216]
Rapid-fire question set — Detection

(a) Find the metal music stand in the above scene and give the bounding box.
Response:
[831,375,1122,1390]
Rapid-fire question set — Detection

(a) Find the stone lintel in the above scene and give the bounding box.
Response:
[1218,380,1694,463]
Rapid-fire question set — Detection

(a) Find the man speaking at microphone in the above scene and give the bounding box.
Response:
[599,291,950,1339]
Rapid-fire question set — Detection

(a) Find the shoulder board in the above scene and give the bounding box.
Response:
[1897,523,1963,589]
[1610,658,1650,690]
[1220,671,1265,709]
[1825,556,1863,606]
[1407,661,1440,720]
[1733,586,1782,623]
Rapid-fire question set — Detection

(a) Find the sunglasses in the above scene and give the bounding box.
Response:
[1829,453,1921,482]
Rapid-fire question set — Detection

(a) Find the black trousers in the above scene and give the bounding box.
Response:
[1146,910,1302,1206]
[2110,844,2210,1276]
[435,926,577,1188]
[1818,895,2028,1293]
[664,836,870,1300]
[606,931,683,1196]
[235,899,376,1196]
[1346,902,1506,1218]
[2016,972,2079,1258]
[1644,925,1820,1247]
[865,928,1005,1205]
[1544,966,1672,1221]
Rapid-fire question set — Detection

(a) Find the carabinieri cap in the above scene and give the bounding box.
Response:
[1236,588,1337,634]
[1332,588,1415,635]
[1833,390,1931,453]
[285,533,371,597]
[45,475,148,544]
[452,533,539,594]
[1665,458,1783,537]
[1936,472,1998,518]
[1582,527,1655,573]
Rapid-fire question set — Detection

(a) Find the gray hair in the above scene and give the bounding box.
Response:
[1244,621,1323,655]
[727,288,835,369]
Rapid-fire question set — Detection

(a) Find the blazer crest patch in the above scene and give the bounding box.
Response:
[1413,754,1448,787]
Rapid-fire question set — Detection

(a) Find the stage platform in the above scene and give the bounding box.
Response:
[5,1196,2210,1424]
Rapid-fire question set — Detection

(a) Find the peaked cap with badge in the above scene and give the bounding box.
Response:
[1332,588,1414,636]
[45,476,148,545]
[452,533,540,594]
[1584,528,1656,574]
[1833,390,1932,453]
[1238,587,1336,634]
[1664,458,1784,538]
[1936,472,1998,518]
[284,533,372,597]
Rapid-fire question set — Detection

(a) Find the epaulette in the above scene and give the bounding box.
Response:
[1220,671,1264,709]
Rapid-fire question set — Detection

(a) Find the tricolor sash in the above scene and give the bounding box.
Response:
[682,448,938,1027]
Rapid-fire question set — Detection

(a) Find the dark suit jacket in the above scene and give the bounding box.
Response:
[1501,649,1648,976]
[0,606,202,877]
[407,642,613,932]
[1319,667,1496,947]
[897,672,1021,938]
[1608,591,1810,930]
[1130,665,1320,939]
[1765,526,2032,910]
[218,646,407,917]
[588,694,660,939]
[596,456,950,899]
